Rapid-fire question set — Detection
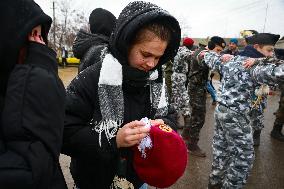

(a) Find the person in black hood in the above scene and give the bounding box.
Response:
[62,1,181,189]
[0,0,67,188]
[73,8,116,73]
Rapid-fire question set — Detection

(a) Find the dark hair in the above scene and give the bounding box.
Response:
[208,36,226,50]
[131,23,172,45]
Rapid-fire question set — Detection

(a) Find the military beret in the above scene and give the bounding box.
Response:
[246,33,280,46]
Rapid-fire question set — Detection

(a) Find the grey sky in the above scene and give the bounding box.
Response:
[35,0,284,38]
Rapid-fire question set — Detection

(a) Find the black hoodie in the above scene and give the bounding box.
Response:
[73,30,110,72]
[0,0,67,188]
[73,9,116,72]
[0,0,51,98]
[62,1,180,189]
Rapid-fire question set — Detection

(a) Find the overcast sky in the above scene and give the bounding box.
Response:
[35,0,284,38]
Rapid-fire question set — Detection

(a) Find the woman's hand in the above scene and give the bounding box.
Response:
[28,25,45,45]
[150,119,164,126]
[116,120,150,148]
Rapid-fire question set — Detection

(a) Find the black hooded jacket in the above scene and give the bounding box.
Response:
[73,9,116,72]
[62,1,180,189]
[0,0,67,188]
[73,30,110,72]
[0,0,51,97]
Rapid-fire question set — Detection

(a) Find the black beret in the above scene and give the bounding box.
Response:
[246,33,280,46]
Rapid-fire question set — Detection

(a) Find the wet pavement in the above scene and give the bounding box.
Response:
[58,67,284,189]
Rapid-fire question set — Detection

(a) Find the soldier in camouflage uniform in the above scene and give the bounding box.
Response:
[271,85,284,141]
[170,37,197,130]
[244,37,270,147]
[271,50,284,141]
[205,33,282,189]
[170,37,195,105]
[171,38,194,127]
[181,37,226,157]
[182,45,207,156]
[171,37,225,157]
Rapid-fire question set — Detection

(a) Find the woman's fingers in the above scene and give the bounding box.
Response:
[125,125,150,135]
[125,133,147,142]
[126,140,141,147]
[116,121,150,148]
[150,119,164,126]
[126,120,145,129]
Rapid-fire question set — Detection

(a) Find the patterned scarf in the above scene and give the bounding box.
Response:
[93,52,168,146]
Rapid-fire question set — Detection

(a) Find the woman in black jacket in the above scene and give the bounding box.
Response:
[73,8,116,73]
[0,0,67,188]
[62,1,181,188]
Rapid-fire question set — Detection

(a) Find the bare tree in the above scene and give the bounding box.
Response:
[58,0,73,50]
[177,15,192,38]
[48,0,88,52]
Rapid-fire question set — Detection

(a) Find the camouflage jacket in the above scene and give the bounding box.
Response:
[205,52,284,114]
[275,86,284,122]
[188,47,209,87]
[171,46,192,116]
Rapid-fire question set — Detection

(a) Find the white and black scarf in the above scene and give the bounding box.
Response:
[93,51,168,146]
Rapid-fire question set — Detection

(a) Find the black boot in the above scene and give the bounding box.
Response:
[187,138,206,157]
[271,124,284,142]
[253,130,261,146]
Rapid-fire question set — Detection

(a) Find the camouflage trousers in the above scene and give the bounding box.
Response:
[181,86,206,141]
[250,108,265,132]
[209,105,255,189]
[274,90,284,126]
[164,70,173,100]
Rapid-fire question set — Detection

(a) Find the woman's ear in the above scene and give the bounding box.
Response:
[28,25,45,45]
[31,25,42,36]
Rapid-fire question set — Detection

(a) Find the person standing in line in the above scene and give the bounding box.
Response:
[61,1,181,188]
[73,8,116,73]
[205,33,282,189]
[0,0,67,188]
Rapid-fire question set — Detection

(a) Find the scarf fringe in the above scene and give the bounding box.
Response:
[158,78,168,109]
[93,119,123,147]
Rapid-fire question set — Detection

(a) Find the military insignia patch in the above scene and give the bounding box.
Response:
[159,124,173,133]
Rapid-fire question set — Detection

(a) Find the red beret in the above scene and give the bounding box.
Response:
[183,37,194,47]
[133,124,188,188]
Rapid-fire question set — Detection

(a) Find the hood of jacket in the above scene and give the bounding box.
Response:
[0,0,52,96]
[72,29,109,59]
[109,1,181,67]
[89,8,116,37]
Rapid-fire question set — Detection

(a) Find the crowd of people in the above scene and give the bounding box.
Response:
[0,0,283,189]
